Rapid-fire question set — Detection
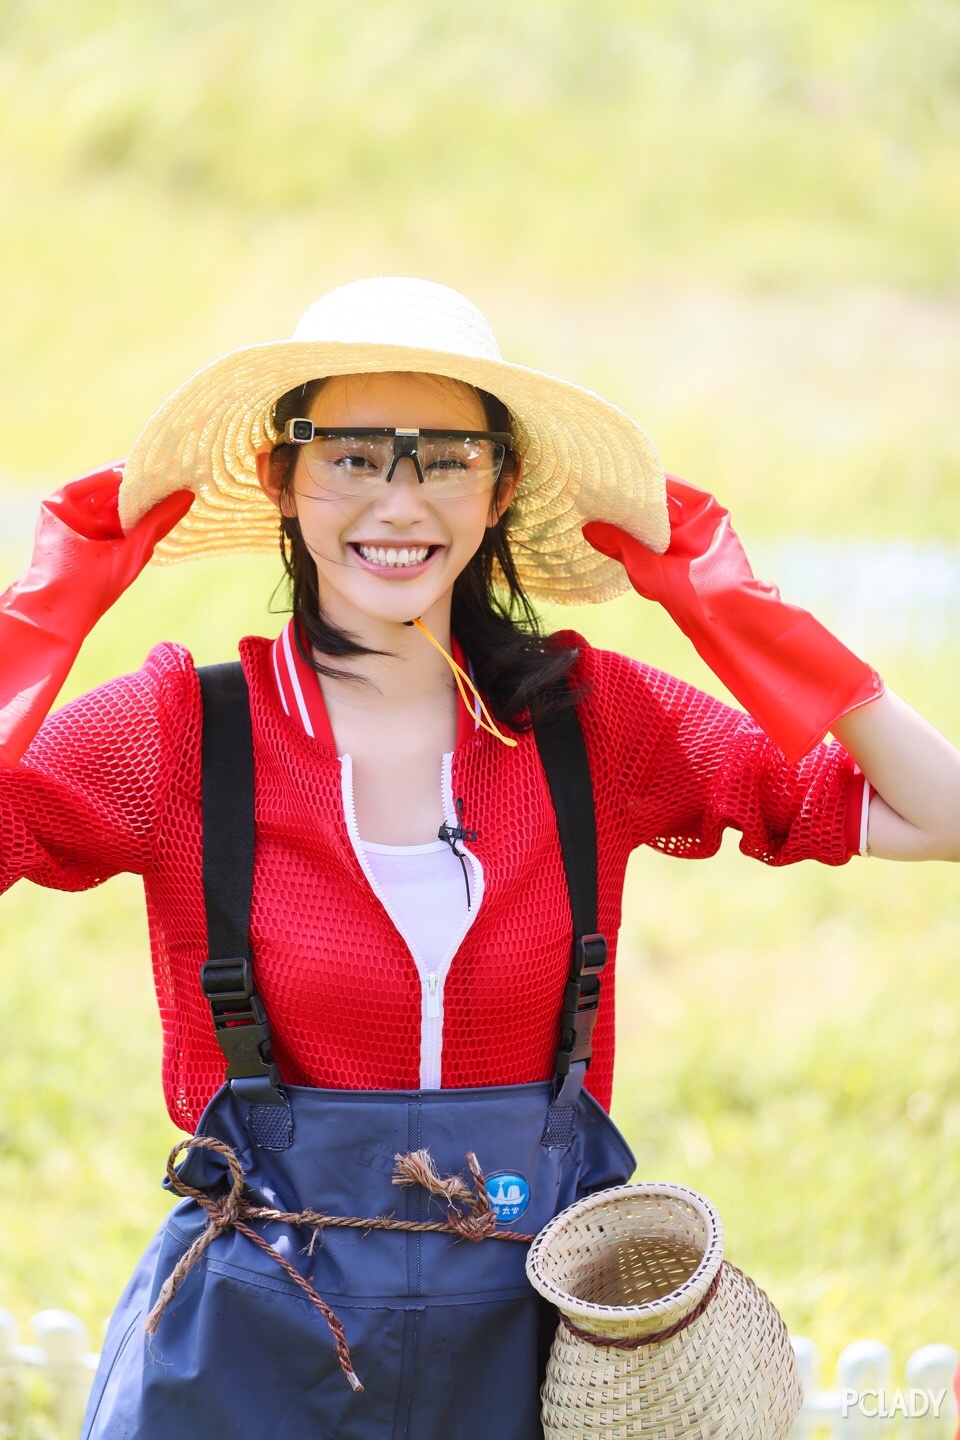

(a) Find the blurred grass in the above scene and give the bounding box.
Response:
[1,0,960,493]
[0,0,958,1393]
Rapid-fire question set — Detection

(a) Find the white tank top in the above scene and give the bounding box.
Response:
[359,839,469,975]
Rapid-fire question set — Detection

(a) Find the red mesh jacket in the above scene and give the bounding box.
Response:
[0,631,865,1131]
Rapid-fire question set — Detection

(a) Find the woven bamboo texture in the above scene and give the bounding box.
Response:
[526,1182,803,1439]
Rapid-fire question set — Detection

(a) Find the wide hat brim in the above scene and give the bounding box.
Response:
[119,337,669,605]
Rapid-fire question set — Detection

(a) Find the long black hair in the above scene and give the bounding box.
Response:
[268,376,583,729]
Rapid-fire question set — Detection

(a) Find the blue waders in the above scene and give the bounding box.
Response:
[81,665,635,1440]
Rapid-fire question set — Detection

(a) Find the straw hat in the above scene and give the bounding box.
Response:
[117,276,668,604]
[526,1182,803,1439]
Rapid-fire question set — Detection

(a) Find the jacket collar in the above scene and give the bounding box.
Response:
[271,618,478,752]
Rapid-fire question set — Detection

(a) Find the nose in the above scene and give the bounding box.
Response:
[369,456,429,524]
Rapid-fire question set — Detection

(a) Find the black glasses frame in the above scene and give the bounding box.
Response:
[283,421,514,485]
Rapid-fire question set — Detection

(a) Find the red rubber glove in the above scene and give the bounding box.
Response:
[0,463,194,768]
[583,476,883,763]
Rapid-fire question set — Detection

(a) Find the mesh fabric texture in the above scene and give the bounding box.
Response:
[0,632,864,1131]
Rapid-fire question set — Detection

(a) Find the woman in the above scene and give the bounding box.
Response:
[2,277,958,1439]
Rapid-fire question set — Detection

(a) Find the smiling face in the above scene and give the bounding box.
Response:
[257,371,519,634]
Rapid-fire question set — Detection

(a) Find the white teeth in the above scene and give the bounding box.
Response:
[357,544,431,568]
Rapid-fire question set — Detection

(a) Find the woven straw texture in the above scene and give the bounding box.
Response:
[526,1182,803,1440]
[117,277,669,604]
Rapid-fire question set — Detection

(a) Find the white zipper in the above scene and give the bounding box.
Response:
[340,752,484,1089]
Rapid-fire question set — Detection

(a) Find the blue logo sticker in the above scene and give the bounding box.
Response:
[484,1171,531,1223]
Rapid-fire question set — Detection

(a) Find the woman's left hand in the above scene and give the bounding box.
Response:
[583,476,882,765]
[584,477,960,861]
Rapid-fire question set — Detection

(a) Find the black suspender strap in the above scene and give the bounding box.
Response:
[533,690,607,1145]
[200,662,256,967]
[198,662,292,1147]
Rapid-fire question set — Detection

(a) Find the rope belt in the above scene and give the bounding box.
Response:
[145,1136,537,1393]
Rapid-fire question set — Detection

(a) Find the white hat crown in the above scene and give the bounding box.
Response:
[291,276,504,364]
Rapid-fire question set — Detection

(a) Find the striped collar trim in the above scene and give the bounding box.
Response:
[271,618,337,748]
[271,618,480,750]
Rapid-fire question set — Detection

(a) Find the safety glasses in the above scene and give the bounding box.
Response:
[283,421,514,499]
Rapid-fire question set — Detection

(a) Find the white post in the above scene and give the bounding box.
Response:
[903,1344,959,1438]
[32,1309,96,1434]
[792,1335,840,1435]
[791,1335,818,1438]
[0,1310,17,1363]
[834,1340,893,1437]
[0,1311,20,1427]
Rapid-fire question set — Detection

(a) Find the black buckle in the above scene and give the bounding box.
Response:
[200,957,285,1104]
[554,933,607,1078]
[201,956,255,1005]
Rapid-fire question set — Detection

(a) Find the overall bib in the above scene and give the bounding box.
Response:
[81,665,635,1440]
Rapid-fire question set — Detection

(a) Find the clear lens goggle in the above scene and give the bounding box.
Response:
[284,420,514,499]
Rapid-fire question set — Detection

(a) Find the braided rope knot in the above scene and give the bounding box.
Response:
[209,1192,242,1228]
[144,1135,535,1395]
[392,1148,499,1242]
[447,1208,498,1241]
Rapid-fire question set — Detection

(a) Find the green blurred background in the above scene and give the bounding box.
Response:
[1,0,958,1402]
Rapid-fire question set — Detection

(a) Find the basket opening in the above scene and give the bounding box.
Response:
[562,1235,705,1308]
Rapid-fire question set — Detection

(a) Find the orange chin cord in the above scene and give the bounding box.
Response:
[411,617,518,748]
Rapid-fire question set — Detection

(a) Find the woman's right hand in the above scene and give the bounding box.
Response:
[0,464,193,768]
